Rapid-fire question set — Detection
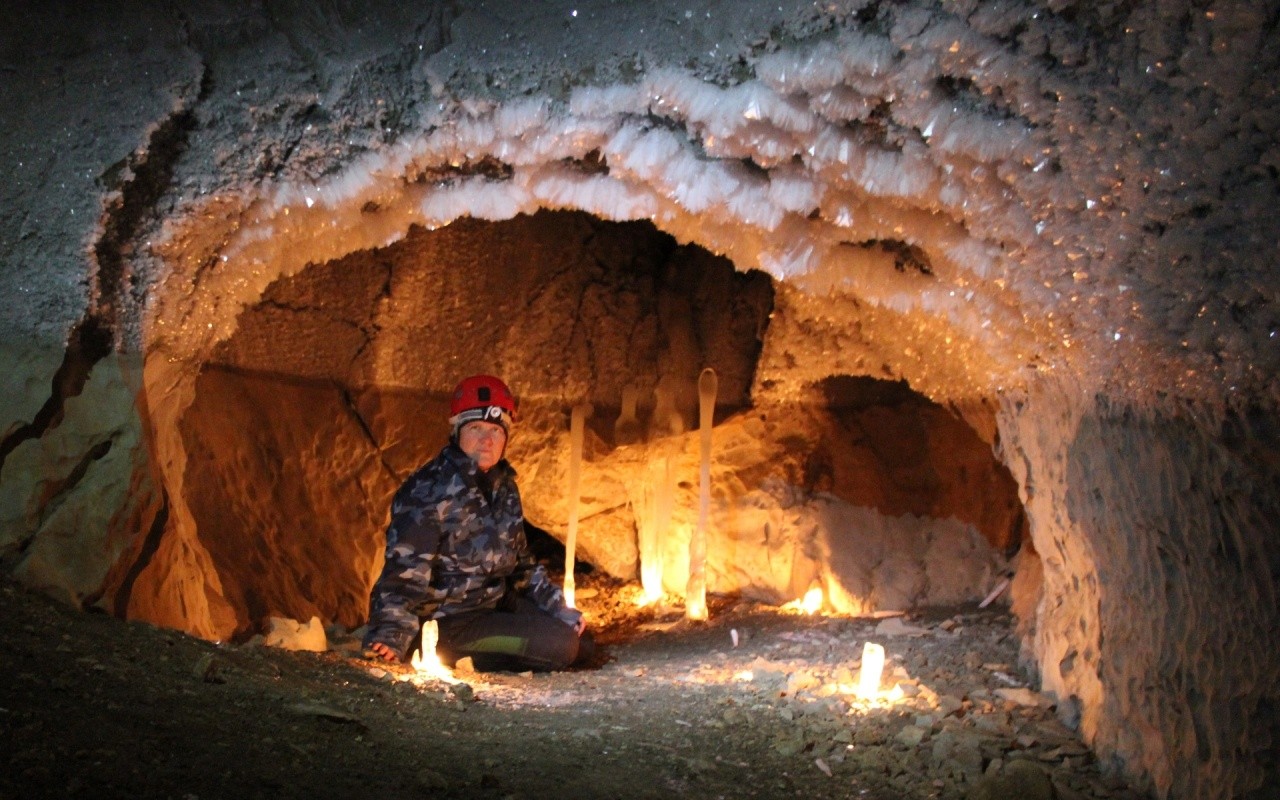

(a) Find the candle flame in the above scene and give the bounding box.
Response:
[636,583,664,607]
[409,621,460,684]
[800,586,823,614]
[781,585,824,615]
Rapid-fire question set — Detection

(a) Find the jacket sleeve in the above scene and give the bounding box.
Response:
[511,530,583,630]
[362,475,451,660]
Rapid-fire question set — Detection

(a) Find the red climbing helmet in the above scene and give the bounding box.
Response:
[449,374,516,434]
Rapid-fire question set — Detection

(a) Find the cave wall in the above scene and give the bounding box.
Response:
[2,1,1279,798]
[0,354,150,605]
[177,367,393,637]
[998,383,1280,799]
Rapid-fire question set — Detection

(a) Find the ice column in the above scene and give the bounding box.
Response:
[642,442,678,605]
[639,384,680,606]
[686,368,717,621]
[562,403,591,608]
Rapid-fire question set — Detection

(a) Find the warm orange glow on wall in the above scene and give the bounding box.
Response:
[781,585,825,614]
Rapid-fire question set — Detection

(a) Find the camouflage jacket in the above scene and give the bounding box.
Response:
[363,444,579,660]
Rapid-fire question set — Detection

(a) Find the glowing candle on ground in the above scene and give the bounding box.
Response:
[859,641,886,698]
[799,585,823,614]
[410,620,458,683]
[686,368,717,621]
[780,584,824,614]
[563,403,590,608]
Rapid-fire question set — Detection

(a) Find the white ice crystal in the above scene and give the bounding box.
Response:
[420,176,530,224]
[180,0,1252,416]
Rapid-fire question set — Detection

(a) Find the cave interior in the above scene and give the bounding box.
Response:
[1,2,1278,798]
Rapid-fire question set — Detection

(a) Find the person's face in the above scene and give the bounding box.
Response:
[458,420,507,471]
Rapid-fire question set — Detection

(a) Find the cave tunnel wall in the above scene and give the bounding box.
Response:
[3,1,1279,797]
[206,210,772,410]
[998,385,1280,799]
[1061,406,1280,796]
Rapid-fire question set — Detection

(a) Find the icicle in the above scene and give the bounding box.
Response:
[686,368,717,621]
[562,403,591,608]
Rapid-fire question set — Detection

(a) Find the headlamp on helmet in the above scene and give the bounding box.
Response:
[448,375,516,436]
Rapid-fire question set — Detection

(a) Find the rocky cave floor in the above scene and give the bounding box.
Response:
[0,573,1152,800]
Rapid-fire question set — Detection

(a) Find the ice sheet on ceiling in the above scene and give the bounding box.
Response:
[164,0,1277,411]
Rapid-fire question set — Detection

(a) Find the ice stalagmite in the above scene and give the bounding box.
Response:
[686,368,717,621]
[614,385,641,446]
[639,384,683,607]
[562,404,590,608]
[643,440,678,606]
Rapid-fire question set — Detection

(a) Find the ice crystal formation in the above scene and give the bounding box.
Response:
[1,2,1277,799]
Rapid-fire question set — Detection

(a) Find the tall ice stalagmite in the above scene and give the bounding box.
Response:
[686,367,717,621]
[562,403,590,608]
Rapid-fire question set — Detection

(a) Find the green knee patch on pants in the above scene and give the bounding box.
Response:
[466,635,528,655]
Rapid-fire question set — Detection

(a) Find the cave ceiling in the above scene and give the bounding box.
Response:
[4,0,1273,413]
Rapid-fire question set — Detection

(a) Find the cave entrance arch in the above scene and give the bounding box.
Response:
[177,209,773,638]
[166,209,1024,639]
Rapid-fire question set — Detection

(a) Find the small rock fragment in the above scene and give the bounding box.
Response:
[192,652,225,684]
[416,768,449,790]
[967,760,1055,800]
[938,695,965,716]
[995,687,1055,708]
[449,682,476,703]
[895,724,928,748]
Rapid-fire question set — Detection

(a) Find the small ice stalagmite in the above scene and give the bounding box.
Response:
[686,367,717,621]
[614,385,642,446]
[858,642,886,698]
[563,403,591,608]
[649,379,677,441]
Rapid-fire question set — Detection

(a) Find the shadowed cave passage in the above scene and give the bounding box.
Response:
[811,375,1025,557]
[178,209,1023,640]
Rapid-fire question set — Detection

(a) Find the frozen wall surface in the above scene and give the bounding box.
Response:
[1,1,1278,798]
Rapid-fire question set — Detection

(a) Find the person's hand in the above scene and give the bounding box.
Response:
[365,641,399,662]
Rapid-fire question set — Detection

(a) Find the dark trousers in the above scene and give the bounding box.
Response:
[435,597,585,672]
